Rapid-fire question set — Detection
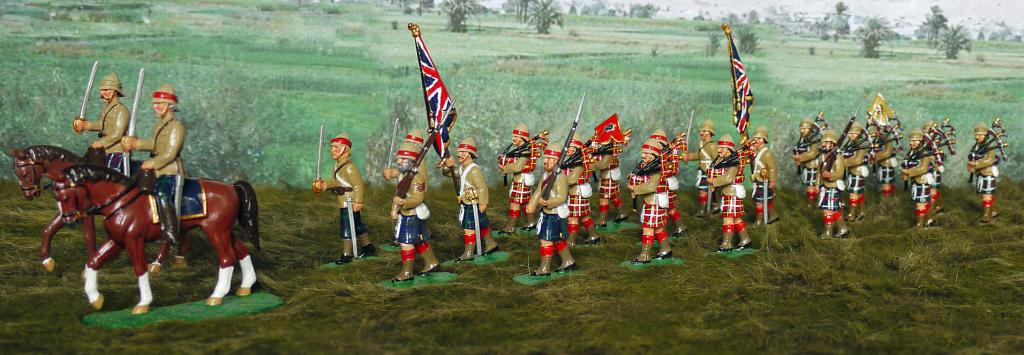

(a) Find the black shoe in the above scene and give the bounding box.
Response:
[334,255,354,265]
[735,242,753,250]
[597,223,608,229]
[521,224,537,232]
[483,245,500,255]
[555,263,578,273]
[716,247,733,253]
[358,244,377,258]
[530,271,551,277]
[391,276,414,283]
[580,237,602,245]
[673,228,686,238]
[653,251,673,260]
[614,215,629,223]
[417,265,439,276]
[631,258,652,265]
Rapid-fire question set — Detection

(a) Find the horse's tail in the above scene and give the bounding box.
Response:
[233,181,261,250]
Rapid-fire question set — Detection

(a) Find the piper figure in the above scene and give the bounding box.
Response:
[901,128,937,228]
[708,135,751,251]
[842,122,870,221]
[562,134,599,245]
[794,118,822,206]
[525,143,577,276]
[816,130,849,238]
[497,123,544,233]
[922,120,947,213]
[649,129,688,236]
[627,139,672,262]
[312,133,376,264]
[589,134,629,227]
[968,122,1001,223]
[442,137,499,261]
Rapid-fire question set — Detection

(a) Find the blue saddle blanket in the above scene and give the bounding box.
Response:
[151,176,207,222]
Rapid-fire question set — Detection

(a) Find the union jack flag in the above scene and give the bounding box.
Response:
[726,27,753,135]
[414,33,455,157]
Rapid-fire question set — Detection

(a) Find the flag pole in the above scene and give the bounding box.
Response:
[409,23,460,196]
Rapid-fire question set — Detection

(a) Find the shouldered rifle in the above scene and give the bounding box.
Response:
[395,109,458,202]
[820,101,863,174]
[539,94,586,200]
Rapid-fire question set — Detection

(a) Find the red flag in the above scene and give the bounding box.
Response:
[594,114,625,143]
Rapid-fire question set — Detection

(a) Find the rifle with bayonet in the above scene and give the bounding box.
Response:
[820,101,863,175]
[538,94,586,200]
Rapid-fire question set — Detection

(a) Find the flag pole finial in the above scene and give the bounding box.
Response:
[408,23,421,37]
[721,23,732,34]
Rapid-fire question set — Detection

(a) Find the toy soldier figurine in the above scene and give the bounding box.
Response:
[442,137,499,261]
[816,130,849,238]
[121,84,184,244]
[525,143,577,276]
[72,73,130,172]
[749,127,778,225]
[842,122,870,221]
[681,120,718,218]
[707,135,751,251]
[590,137,629,227]
[872,127,899,199]
[562,134,599,245]
[627,139,671,263]
[793,118,822,206]
[901,129,936,228]
[383,129,425,181]
[649,129,687,236]
[497,123,544,233]
[312,133,376,264]
[968,122,1001,223]
[922,120,946,213]
[390,142,440,282]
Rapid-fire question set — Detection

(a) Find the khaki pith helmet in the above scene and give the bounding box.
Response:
[922,120,937,130]
[569,133,584,149]
[974,122,988,135]
[717,134,736,151]
[396,142,419,160]
[799,118,813,129]
[849,121,863,135]
[649,129,668,145]
[457,137,478,156]
[98,73,124,97]
[331,133,352,148]
[543,143,562,159]
[512,123,529,139]
[641,138,661,155]
[752,126,768,141]
[699,120,715,134]
[821,130,838,144]
[908,128,924,141]
[404,129,424,145]
[152,83,178,104]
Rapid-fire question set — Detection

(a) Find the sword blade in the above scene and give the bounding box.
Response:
[126,68,145,137]
[347,197,359,258]
[79,61,99,118]
[685,109,695,150]
[386,117,400,170]
[316,123,325,181]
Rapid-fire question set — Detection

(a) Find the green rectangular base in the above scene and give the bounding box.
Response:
[596,221,640,232]
[380,244,401,251]
[441,251,511,267]
[320,256,380,269]
[619,257,684,270]
[712,248,758,259]
[82,293,283,329]
[377,272,457,289]
[512,270,577,286]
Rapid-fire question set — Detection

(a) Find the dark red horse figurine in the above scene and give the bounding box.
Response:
[7,146,190,273]
[53,165,260,314]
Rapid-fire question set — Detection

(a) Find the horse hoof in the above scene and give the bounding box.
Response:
[172,256,187,267]
[206,297,223,306]
[148,263,162,274]
[131,305,150,315]
[90,294,104,310]
[42,258,55,272]
[237,287,251,296]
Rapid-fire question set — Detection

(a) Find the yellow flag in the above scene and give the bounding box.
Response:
[868,93,895,124]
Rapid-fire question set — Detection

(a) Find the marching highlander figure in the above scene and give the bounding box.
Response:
[901,129,936,228]
[794,118,822,206]
[498,123,544,233]
[842,122,870,221]
[816,130,849,238]
[968,122,1001,223]
[121,83,184,244]
[73,73,130,172]
[312,133,376,264]
[708,135,751,251]
[590,136,629,227]
[562,134,599,245]
[525,143,577,276]
[383,129,425,181]
[682,120,718,218]
[873,127,899,199]
[922,120,947,213]
[390,142,440,282]
[442,137,499,261]
[627,139,672,263]
[750,127,778,225]
[649,129,688,236]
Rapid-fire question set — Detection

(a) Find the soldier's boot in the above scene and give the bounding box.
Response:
[155,198,179,245]
[991,202,1000,220]
[554,241,577,273]
[502,210,519,234]
[845,203,857,222]
[695,207,707,219]
[613,198,629,223]
[914,213,927,229]
[653,231,672,260]
[933,194,944,214]
[979,206,994,224]
[613,212,629,223]
[596,208,608,228]
[357,234,376,257]
[854,203,865,221]
[522,216,537,231]
[819,214,834,240]
[579,217,601,245]
[717,226,735,252]
[633,235,654,264]
[767,201,780,224]
[335,239,354,265]
[531,245,554,276]
[482,230,500,255]
[736,222,753,250]
[416,243,440,275]
[567,231,578,248]
[835,216,850,238]
[457,233,476,262]
[392,249,416,283]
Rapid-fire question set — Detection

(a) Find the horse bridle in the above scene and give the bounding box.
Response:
[14,159,44,194]
[52,180,144,221]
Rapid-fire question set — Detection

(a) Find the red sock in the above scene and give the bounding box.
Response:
[858,195,866,205]
[598,203,610,213]
[464,233,476,245]
[655,230,668,242]
[401,248,416,261]
[481,226,490,238]
[982,198,994,208]
[768,200,774,210]
[641,234,655,245]
[723,224,734,234]
[581,217,594,230]
[736,221,746,233]
[509,209,521,219]
[567,223,580,235]
[807,190,817,201]
[414,242,430,254]
[933,190,941,202]
[698,192,708,205]
[755,204,764,216]
[555,240,568,252]
[668,209,680,222]
[612,197,622,208]
[540,244,555,256]
[882,185,894,197]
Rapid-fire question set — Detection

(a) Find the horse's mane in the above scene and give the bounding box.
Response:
[26,145,82,163]
[64,165,132,186]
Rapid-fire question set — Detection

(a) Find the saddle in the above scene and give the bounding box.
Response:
[148,177,207,223]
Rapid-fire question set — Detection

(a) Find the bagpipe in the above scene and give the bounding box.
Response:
[792,112,825,176]
[585,128,632,182]
[901,126,942,191]
[925,117,958,162]
[968,117,1009,183]
[820,102,863,176]
[867,110,904,175]
[499,130,548,186]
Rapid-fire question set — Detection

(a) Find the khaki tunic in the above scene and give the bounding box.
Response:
[564,165,585,193]
[632,172,661,204]
[973,149,998,176]
[446,163,489,206]
[794,138,820,169]
[325,158,365,208]
[751,146,777,183]
[685,140,718,170]
[843,141,869,177]
[904,150,934,184]
[528,173,568,214]
[874,139,897,167]
[86,97,129,153]
[500,145,531,183]
[709,166,740,197]
[135,114,185,176]
[817,154,846,188]
[398,168,428,217]
[590,155,617,179]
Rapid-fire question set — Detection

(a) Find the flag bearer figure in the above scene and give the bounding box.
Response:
[312,133,376,264]
[442,137,499,261]
[649,129,687,236]
[681,120,718,218]
[627,139,672,263]
[816,130,849,239]
[498,123,542,233]
[901,129,936,228]
[968,122,1001,223]
[707,135,751,252]
[749,127,778,225]
[794,119,822,206]
[842,122,870,222]
[525,144,577,276]
[389,142,440,282]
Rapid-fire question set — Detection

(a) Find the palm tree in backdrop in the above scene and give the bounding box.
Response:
[442,0,482,33]
[855,17,895,58]
[528,0,563,34]
[940,25,972,59]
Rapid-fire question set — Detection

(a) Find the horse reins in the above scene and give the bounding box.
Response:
[15,160,43,193]
[53,180,144,221]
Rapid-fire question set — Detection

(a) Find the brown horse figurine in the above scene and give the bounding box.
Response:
[54,165,260,314]
[7,146,189,273]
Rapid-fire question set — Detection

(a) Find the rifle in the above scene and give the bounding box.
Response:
[820,101,863,175]
[394,109,458,213]
[538,94,586,201]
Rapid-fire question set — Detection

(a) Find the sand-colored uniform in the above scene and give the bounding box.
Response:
[816,156,846,211]
[751,145,776,202]
[528,173,569,242]
[86,97,130,153]
[795,140,820,186]
[135,114,186,177]
[326,159,365,208]
[686,140,718,190]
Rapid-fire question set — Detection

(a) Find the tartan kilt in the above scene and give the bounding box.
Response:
[845,173,866,194]
[509,181,532,204]
[932,171,943,187]
[720,195,744,218]
[911,182,932,203]
[802,168,819,186]
[567,193,591,217]
[975,175,996,194]
[876,166,895,184]
[598,177,619,199]
[640,202,667,228]
[667,190,678,209]
[395,214,430,245]
[751,183,775,203]
[695,170,709,191]
[536,213,567,242]
[339,208,369,239]
[818,187,842,211]
[459,204,490,230]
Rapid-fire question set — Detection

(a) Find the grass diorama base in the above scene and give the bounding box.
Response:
[376,272,458,289]
[619,257,685,270]
[512,270,579,286]
[712,248,759,259]
[440,251,511,267]
[634,237,684,247]
[379,244,401,252]
[81,293,283,329]
[320,256,380,269]
[595,221,641,232]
